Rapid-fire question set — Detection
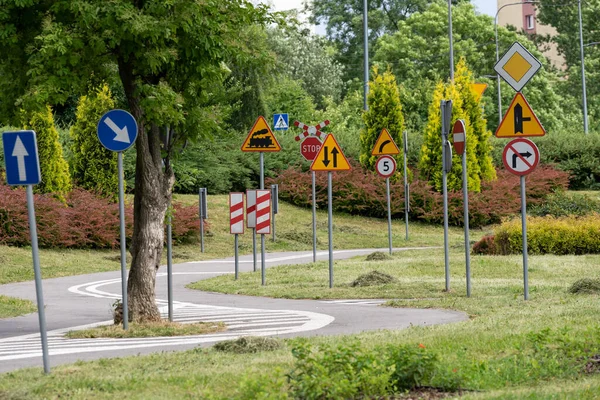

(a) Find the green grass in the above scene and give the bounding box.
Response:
[65,321,226,339]
[0,295,36,318]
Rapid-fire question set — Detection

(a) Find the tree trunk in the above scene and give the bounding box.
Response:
[118,58,175,322]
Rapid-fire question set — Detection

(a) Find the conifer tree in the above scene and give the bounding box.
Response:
[25,106,71,196]
[360,67,405,170]
[70,84,118,198]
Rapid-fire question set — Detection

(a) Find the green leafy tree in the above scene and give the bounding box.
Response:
[0,0,272,322]
[70,84,118,198]
[25,106,71,196]
[360,67,405,170]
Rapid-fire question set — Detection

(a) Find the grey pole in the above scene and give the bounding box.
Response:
[494,11,502,125]
[462,152,472,297]
[578,0,589,134]
[167,214,173,322]
[271,184,276,242]
[200,216,205,253]
[117,152,128,330]
[260,152,266,286]
[252,229,257,272]
[448,0,454,81]
[26,185,50,374]
[199,188,205,253]
[234,234,239,280]
[386,177,392,255]
[441,102,450,292]
[403,131,409,241]
[312,171,317,262]
[520,176,529,300]
[363,0,369,110]
[327,171,334,288]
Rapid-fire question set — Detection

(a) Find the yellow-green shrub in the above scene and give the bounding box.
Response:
[494,214,600,255]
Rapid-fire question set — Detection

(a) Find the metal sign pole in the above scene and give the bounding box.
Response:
[271,184,277,242]
[167,214,173,322]
[441,102,451,292]
[117,152,129,329]
[199,188,206,253]
[386,177,392,255]
[312,171,317,262]
[521,176,529,300]
[260,152,266,286]
[235,234,239,280]
[26,185,50,374]
[462,153,472,297]
[328,171,334,288]
[403,131,409,241]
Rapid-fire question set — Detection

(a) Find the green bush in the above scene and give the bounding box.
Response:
[70,84,118,199]
[25,106,71,197]
[493,214,600,255]
[529,191,600,217]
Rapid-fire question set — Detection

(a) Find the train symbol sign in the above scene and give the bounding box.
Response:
[496,93,545,138]
[502,138,540,176]
[241,116,281,152]
[300,136,322,161]
[371,128,400,156]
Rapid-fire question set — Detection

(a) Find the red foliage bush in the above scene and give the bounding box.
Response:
[0,184,203,248]
[268,162,569,228]
[471,235,497,255]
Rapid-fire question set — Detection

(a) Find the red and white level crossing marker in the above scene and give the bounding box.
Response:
[502,138,540,176]
[246,190,256,228]
[294,120,330,141]
[229,193,244,234]
[256,189,271,234]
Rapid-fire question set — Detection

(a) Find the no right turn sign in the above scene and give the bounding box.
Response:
[502,138,540,176]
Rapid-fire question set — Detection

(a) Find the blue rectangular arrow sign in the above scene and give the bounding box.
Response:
[2,130,41,186]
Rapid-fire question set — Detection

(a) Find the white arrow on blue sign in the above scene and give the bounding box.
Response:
[2,130,41,186]
[97,109,138,152]
[273,113,289,131]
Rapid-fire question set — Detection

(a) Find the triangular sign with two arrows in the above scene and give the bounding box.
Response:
[371,128,400,156]
[310,134,351,171]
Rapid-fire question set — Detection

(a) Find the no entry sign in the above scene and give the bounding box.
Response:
[452,120,466,155]
[502,138,540,176]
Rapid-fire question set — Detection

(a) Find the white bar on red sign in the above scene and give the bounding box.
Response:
[246,189,256,228]
[255,189,271,235]
[229,193,244,234]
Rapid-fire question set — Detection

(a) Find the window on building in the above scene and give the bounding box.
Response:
[526,15,535,30]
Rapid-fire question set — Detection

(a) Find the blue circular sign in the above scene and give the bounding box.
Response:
[97,109,138,152]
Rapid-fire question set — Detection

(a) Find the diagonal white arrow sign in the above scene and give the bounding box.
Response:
[104,117,130,144]
[11,136,29,181]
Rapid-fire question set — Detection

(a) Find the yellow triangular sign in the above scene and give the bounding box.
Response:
[241,116,281,152]
[495,93,546,138]
[371,128,400,156]
[471,83,488,102]
[310,134,351,171]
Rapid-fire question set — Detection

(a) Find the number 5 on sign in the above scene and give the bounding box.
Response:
[376,155,396,178]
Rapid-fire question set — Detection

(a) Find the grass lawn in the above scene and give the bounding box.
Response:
[65,321,226,339]
[0,295,36,319]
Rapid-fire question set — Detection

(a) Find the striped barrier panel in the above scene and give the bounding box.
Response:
[256,189,271,235]
[229,193,244,234]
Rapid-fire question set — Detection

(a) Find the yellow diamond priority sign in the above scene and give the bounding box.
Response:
[310,134,351,171]
[494,42,542,92]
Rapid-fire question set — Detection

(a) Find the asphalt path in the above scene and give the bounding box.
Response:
[0,247,467,373]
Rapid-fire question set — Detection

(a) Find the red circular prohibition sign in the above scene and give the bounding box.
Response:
[502,138,540,176]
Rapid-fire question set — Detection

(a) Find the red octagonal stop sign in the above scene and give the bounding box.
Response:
[300,136,322,161]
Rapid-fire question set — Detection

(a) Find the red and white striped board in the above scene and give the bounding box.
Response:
[229,193,244,234]
[293,120,330,141]
[246,189,256,228]
[256,189,271,235]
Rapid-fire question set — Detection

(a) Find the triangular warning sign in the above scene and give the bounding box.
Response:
[495,93,545,138]
[274,115,288,130]
[371,128,400,156]
[471,83,488,102]
[310,134,351,171]
[241,116,281,152]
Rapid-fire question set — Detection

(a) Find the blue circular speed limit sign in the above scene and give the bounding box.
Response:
[376,155,397,178]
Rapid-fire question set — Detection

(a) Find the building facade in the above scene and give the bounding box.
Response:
[497,0,564,68]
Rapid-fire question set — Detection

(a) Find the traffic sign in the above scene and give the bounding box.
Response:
[376,155,397,178]
[2,130,41,186]
[256,189,271,235]
[495,92,545,138]
[246,189,257,228]
[371,128,400,156]
[452,120,466,155]
[300,136,322,161]
[273,113,289,131]
[294,120,330,141]
[502,138,540,176]
[494,42,542,92]
[471,83,488,101]
[310,134,351,172]
[241,116,281,152]
[229,193,245,234]
[97,109,138,152]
